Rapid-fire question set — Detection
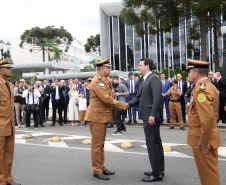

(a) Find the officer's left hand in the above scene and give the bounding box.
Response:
[148,116,155,126]
[198,141,210,154]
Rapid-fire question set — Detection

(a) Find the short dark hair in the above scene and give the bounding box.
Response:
[128,72,133,76]
[193,68,208,77]
[161,72,166,75]
[140,58,153,71]
[43,79,47,81]
[216,70,221,74]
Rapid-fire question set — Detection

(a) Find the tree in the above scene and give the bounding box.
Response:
[84,34,100,54]
[19,26,73,62]
[120,0,226,70]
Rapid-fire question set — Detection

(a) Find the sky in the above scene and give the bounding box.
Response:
[1,0,121,44]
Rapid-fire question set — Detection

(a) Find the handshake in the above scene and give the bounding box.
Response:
[122,101,130,110]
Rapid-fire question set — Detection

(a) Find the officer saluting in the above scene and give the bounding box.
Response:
[187,59,222,185]
[0,58,21,185]
[84,58,128,180]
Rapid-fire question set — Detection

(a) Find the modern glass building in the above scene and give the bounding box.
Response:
[100,2,224,72]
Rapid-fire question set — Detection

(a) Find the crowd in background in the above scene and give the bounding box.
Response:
[12,70,226,131]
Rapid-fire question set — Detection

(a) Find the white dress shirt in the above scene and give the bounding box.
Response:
[22,89,41,104]
[143,71,152,82]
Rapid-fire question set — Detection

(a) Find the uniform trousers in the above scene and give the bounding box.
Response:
[169,101,183,127]
[89,122,108,174]
[192,148,220,185]
[0,135,14,185]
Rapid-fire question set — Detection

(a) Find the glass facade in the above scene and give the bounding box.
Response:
[108,15,223,72]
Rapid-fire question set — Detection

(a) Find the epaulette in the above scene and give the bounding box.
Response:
[199,83,206,90]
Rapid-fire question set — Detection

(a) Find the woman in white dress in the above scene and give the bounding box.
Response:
[68,86,79,126]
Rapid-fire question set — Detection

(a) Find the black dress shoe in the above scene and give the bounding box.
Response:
[7,183,21,185]
[50,123,55,126]
[94,173,110,180]
[64,122,67,124]
[40,124,45,127]
[59,123,63,126]
[183,119,186,123]
[107,125,113,128]
[133,119,137,124]
[103,169,115,175]
[142,175,163,182]
[127,119,132,124]
[180,127,185,130]
[144,171,164,177]
[167,120,170,123]
[169,126,174,129]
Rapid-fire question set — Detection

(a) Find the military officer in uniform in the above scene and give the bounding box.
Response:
[0,58,21,185]
[84,58,128,180]
[166,79,185,130]
[187,59,222,185]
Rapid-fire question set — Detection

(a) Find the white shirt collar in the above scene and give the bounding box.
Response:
[143,71,152,81]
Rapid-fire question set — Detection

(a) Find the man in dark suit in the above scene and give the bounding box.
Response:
[126,72,140,123]
[50,79,65,126]
[80,80,90,106]
[61,80,70,124]
[74,78,83,90]
[216,70,226,123]
[160,72,171,123]
[128,58,164,182]
[176,73,187,123]
[42,79,50,121]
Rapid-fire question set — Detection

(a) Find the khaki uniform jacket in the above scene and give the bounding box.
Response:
[166,86,182,100]
[0,78,15,136]
[85,72,125,123]
[187,78,222,149]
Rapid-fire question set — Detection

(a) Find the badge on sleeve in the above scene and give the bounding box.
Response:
[199,83,206,90]
[198,93,206,102]
[99,82,104,87]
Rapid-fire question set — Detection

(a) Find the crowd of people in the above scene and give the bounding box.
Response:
[12,69,226,132]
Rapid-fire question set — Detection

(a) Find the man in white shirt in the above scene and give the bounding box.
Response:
[22,85,41,129]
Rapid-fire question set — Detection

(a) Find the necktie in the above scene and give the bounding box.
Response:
[178,81,180,88]
[5,82,11,96]
[131,80,133,94]
[162,80,164,87]
[141,79,144,86]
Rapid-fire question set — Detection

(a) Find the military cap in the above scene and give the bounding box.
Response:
[0,58,13,68]
[95,58,112,67]
[187,59,210,71]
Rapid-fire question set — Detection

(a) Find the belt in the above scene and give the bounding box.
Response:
[169,99,180,102]
[130,93,135,95]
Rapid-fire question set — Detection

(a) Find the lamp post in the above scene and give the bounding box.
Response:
[0,40,11,59]
[221,26,226,78]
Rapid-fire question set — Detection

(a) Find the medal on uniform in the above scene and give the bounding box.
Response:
[199,83,206,90]
[198,93,206,102]
[98,76,102,80]
[1,102,5,105]
[99,82,104,87]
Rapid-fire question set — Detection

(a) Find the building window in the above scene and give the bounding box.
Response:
[126,25,134,71]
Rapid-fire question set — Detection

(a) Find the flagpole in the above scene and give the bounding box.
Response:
[168,44,170,79]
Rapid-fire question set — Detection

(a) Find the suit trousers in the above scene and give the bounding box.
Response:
[63,102,68,123]
[143,120,165,177]
[52,100,63,124]
[26,111,38,127]
[176,96,186,121]
[0,135,14,185]
[128,94,136,120]
[14,102,26,124]
[42,98,50,119]
[169,102,183,127]
[89,122,107,174]
[219,95,226,122]
[162,97,170,121]
[192,148,220,185]
[114,108,126,132]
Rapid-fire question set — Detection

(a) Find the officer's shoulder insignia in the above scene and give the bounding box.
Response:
[99,82,104,87]
[198,93,206,102]
[199,83,206,90]
[98,76,102,80]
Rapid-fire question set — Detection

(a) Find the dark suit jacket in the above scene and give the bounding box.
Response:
[62,85,70,103]
[128,73,163,124]
[42,84,50,100]
[80,87,90,106]
[218,78,226,98]
[178,80,187,96]
[126,79,140,95]
[50,85,65,103]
